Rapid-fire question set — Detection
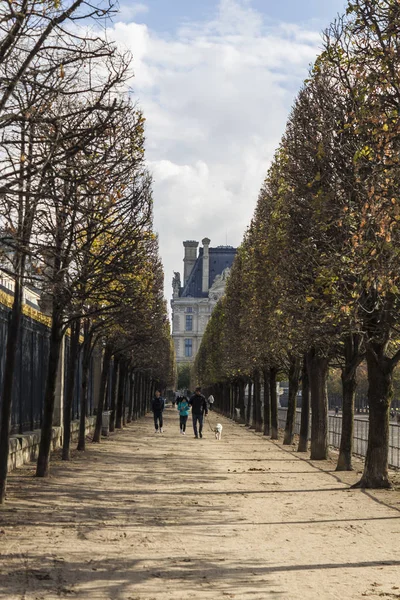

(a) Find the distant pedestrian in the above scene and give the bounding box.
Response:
[151,390,165,433]
[335,406,339,417]
[208,394,215,411]
[189,387,208,439]
[177,396,190,435]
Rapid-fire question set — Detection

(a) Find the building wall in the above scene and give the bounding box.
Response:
[0,270,41,309]
[171,297,216,364]
[171,240,236,365]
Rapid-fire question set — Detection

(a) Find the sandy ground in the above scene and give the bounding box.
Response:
[1,408,400,600]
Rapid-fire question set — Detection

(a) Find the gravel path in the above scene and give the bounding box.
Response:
[1,408,400,599]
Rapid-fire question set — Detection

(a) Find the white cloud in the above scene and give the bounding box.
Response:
[116,3,149,23]
[106,0,324,303]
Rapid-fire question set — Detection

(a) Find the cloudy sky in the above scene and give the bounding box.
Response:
[106,0,347,302]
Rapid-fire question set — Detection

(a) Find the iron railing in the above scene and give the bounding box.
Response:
[0,303,95,434]
[278,408,400,469]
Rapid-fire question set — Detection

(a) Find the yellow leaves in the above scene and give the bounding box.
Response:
[20,154,26,163]
[60,64,65,79]
[306,296,314,303]
[353,145,373,163]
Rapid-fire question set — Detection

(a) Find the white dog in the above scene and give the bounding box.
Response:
[214,423,223,440]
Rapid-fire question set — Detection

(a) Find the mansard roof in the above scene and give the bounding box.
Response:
[180,246,236,298]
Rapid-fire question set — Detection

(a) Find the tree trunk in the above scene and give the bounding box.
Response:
[307,349,329,460]
[127,371,134,423]
[245,381,252,426]
[336,373,356,470]
[145,377,151,414]
[238,379,245,422]
[353,344,392,488]
[298,355,310,452]
[116,360,127,429]
[0,275,23,503]
[133,372,139,420]
[109,358,119,432]
[270,367,278,439]
[252,374,257,429]
[253,370,262,432]
[122,369,128,427]
[77,326,93,451]
[93,342,113,443]
[336,334,361,471]
[140,372,146,417]
[62,319,81,460]
[283,356,301,445]
[140,373,145,416]
[263,368,271,436]
[36,311,63,477]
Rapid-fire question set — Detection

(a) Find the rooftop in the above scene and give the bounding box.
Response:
[180,245,236,298]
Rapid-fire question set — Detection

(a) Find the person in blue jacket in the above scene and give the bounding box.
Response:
[177,396,190,435]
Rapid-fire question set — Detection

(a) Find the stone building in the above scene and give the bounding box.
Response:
[171,238,236,364]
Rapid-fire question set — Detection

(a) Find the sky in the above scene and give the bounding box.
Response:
[105,0,348,304]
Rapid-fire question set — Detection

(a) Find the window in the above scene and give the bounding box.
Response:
[185,339,192,357]
[185,315,193,331]
[186,307,193,313]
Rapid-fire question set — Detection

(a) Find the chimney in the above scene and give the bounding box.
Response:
[183,240,199,285]
[202,238,210,292]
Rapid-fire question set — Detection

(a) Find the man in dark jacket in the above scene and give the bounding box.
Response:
[151,390,165,433]
[189,387,208,438]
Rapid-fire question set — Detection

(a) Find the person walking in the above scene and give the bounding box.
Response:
[189,387,208,439]
[177,396,190,435]
[208,394,215,411]
[151,390,165,433]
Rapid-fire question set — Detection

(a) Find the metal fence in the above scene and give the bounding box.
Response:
[0,303,94,435]
[278,408,400,470]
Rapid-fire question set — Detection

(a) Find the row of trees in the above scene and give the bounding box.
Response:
[0,0,174,504]
[194,0,400,489]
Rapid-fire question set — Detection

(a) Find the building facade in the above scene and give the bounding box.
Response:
[171,238,236,364]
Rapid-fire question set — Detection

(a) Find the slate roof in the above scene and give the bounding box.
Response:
[180,246,236,298]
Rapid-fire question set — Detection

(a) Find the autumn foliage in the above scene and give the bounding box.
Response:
[194,0,400,489]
